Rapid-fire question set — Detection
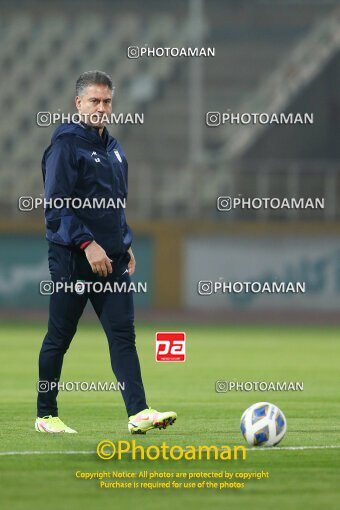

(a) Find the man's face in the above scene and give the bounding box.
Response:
[75,84,112,128]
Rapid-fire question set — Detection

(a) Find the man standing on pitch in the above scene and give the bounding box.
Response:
[35,70,177,434]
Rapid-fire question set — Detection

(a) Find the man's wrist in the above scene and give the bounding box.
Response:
[80,240,93,250]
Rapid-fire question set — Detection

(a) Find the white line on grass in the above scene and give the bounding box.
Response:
[1,445,340,456]
[247,445,340,451]
[0,450,94,456]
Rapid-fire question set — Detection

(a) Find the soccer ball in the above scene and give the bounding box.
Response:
[240,402,287,446]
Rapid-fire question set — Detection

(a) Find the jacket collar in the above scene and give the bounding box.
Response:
[79,121,110,147]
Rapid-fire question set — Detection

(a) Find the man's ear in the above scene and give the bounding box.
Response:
[75,95,81,109]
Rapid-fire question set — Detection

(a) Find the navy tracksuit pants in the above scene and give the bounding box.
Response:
[37,242,148,418]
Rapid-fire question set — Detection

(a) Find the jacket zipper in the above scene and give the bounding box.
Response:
[93,133,125,254]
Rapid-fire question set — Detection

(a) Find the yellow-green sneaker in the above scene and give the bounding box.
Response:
[128,407,177,434]
[35,415,77,433]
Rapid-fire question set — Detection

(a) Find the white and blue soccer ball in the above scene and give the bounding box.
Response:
[240,402,287,446]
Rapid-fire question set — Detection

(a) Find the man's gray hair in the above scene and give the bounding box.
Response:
[76,70,113,96]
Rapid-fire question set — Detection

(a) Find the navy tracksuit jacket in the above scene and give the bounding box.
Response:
[37,122,148,418]
[43,121,132,254]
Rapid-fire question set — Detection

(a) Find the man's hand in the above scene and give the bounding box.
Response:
[128,247,136,276]
[84,241,112,277]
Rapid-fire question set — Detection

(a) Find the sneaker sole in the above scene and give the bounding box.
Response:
[35,421,77,433]
[154,416,177,430]
[129,416,177,435]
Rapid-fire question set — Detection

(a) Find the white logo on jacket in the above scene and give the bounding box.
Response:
[90,151,101,163]
[114,150,122,163]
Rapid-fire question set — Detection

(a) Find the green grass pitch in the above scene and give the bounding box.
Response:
[0,322,339,510]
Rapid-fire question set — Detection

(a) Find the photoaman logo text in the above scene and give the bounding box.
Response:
[97,440,247,461]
